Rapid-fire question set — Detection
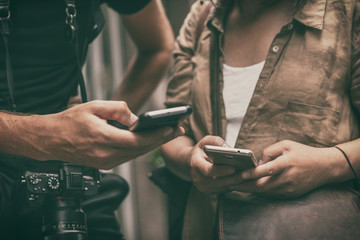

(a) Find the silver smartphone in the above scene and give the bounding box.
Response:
[204,145,258,171]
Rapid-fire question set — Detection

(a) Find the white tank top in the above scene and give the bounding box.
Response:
[222,61,265,147]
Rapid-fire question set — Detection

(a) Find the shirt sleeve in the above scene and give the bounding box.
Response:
[350,2,360,117]
[104,0,151,15]
[164,1,205,137]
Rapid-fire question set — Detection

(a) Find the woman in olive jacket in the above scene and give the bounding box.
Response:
[162,0,360,239]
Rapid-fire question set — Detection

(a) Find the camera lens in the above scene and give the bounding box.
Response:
[41,197,87,240]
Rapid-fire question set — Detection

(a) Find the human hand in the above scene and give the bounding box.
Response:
[32,100,184,169]
[187,136,238,193]
[228,140,345,198]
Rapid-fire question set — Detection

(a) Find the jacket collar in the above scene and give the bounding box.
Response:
[294,0,327,30]
[206,1,227,34]
[207,0,327,32]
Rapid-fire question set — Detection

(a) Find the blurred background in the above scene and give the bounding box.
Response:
[83,1,195,239]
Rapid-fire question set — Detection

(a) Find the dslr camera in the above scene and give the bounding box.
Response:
[22,163,100,240]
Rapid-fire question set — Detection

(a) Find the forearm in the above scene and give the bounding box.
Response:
[0,112,51,160]
[114,0,174,113]
[161,135,195,181]
[0,101,183,169]
[112,49,172,113]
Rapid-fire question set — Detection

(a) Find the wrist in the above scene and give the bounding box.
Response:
[17,114,53,160]
[161,139,194,181]
[333,146,359,184]
[0,112,42,159]
[183,146,195,179]
[327,146,357,183]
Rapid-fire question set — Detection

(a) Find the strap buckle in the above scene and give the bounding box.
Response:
[65,4,76,25]
[0,8,10,21]
[0,7,10,36]
[65,4,77,42]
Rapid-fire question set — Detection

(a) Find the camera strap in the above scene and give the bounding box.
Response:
[64,0,88,103]
[0,0,89,112]
[0,0,15,110]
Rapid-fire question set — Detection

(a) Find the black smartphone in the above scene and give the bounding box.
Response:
[204,145,258,171]
[108,105,192,132]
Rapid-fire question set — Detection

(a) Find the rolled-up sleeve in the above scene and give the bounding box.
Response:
[351,2,360,117]
[165,2,204,136]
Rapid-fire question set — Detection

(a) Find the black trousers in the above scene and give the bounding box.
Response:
[0,172,129,240]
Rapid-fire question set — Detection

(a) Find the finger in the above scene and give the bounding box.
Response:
[198,135,227,149]
[229,176,272,193]
[188,146,235,179]
[240,155,287,181]
[261,141,288,164]
[205,164,236,178]
[192,163,236,193]
[107,126,184,151]
[229,173,295,197]
[86,100,138,126]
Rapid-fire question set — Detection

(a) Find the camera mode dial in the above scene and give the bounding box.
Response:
[48,177,60,190]
[29,174,41,185]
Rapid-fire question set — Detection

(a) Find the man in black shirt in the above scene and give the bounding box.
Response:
[0,0,180,239]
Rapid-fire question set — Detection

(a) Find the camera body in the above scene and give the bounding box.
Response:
[22,163,100,239]
[24,164,100,206]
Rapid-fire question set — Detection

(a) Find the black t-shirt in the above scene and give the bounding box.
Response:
[0,0,151,114]
[0,0,150,179]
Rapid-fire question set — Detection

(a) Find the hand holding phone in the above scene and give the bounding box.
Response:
[204,145,258,171]
[108,105,192,132]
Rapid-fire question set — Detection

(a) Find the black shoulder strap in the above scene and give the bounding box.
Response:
[0,0,15,110]
[0,0,89,109]
[0,0,9,13]
[88,0,105,44]
[64,0,88,103]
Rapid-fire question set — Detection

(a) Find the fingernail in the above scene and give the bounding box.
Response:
[215,137,224,146]
[241,171,250,179]
[222,142,231,147]
[259,160,263,165]
[130,113,138,124]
